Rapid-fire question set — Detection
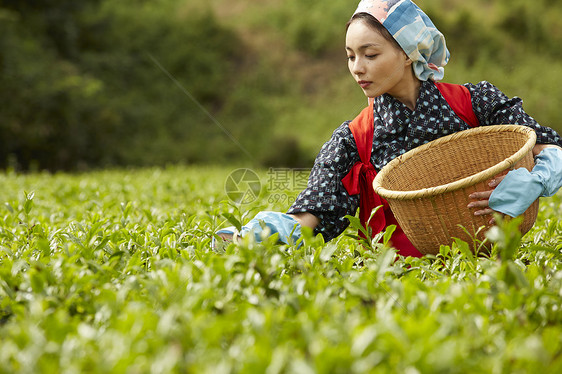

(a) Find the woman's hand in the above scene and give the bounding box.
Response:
[288,212,320,230]
[215,211,310,247]
[467,175,506,224]
[486,145,562,217]
[217,232,241,242]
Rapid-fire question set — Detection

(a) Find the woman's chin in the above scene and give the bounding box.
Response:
[359,86,381,98]
[363,91,381,98]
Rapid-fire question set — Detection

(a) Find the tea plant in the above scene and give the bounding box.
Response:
[0,166,560,373]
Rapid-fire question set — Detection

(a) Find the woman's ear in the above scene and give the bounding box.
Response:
[404,54,413,66]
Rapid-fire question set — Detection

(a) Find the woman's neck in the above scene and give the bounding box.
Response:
[391,77,422,111]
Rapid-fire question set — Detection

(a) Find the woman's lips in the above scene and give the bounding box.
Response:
[358,81,372,89]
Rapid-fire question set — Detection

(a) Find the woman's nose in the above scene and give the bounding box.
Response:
[352,58,365,75]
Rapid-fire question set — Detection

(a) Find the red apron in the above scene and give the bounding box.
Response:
[341,82,479,257]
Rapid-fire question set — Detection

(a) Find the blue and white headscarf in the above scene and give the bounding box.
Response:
[353,0,449,81]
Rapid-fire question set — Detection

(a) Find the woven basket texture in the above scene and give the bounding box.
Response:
[373,125,538,255]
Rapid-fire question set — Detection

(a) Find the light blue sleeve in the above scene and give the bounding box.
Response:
[216,211,302,245]
[489,147,562,217]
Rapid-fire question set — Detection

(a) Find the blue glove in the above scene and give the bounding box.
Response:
[489,147,562,217]
[216,211,302,245]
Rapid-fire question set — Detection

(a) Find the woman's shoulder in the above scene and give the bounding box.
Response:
[333,120,354,137]
[314,120,358,165]
[322,120,356,148]
[463,81,506,97]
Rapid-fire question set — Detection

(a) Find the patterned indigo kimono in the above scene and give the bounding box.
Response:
[287,80,562,241]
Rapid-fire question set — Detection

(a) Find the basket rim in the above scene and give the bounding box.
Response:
[373,125,537,200]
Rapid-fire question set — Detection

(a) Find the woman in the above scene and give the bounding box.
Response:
[218,0,562,257]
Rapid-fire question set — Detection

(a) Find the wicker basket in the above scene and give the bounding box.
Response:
[372,125,538,255]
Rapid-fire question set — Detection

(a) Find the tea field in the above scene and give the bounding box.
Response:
[0,166,561,373]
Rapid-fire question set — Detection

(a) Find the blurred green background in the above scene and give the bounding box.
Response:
[1,0,561,171]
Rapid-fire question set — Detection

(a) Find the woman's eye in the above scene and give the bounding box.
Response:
[347,56,355,61]
[366,54,378,59]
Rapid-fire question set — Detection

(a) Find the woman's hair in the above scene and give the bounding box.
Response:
[346,12,402,51]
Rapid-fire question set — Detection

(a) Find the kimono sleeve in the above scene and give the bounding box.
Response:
[287,121,361,242]
[466,81,562,146]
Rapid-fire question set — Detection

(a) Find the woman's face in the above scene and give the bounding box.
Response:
[345,20,412,98]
